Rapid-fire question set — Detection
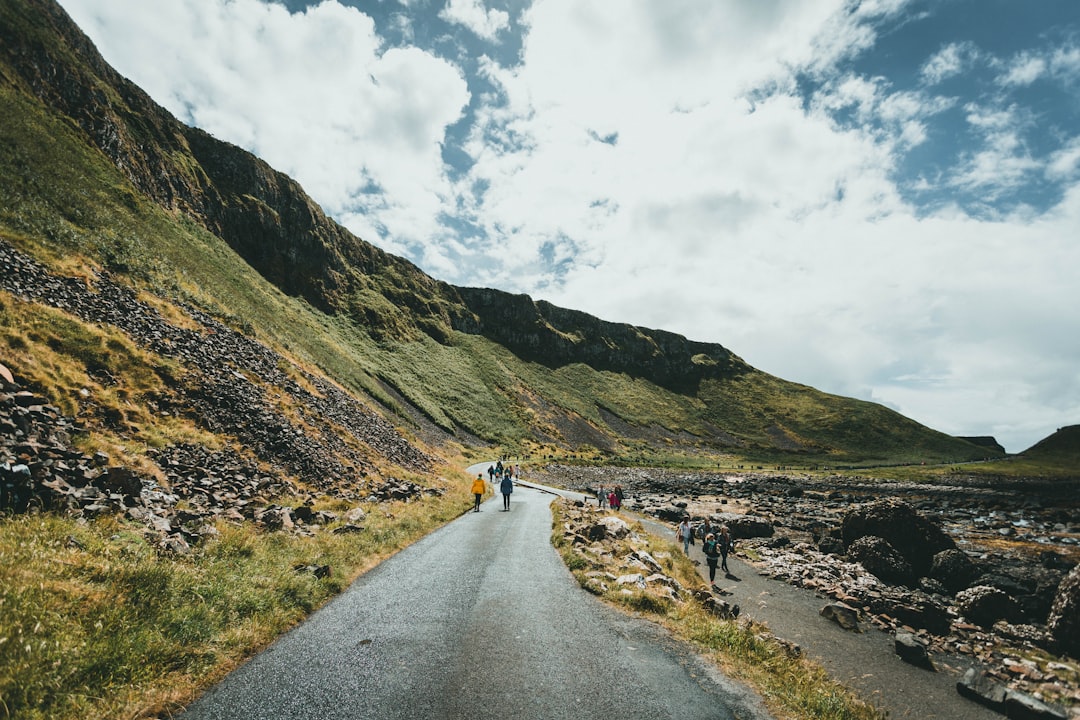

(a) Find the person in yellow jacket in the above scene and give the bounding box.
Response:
[471,474,486,512]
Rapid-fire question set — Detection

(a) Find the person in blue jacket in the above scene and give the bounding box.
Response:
[500,472,514,511]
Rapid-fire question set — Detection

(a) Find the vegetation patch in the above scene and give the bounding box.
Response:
[0,489,472,720]
[550,498,883,720]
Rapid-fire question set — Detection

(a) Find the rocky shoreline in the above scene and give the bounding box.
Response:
[533,463,1080,717]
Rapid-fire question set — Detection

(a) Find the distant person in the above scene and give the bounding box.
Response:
[487,465,495,481]
[698,517,714,542]
[719,526,734,575]
[702,532,721,587]
[471,474,486,513]
[597,485,606,508]
[500,472,513,511]
[677,516,692,554]
[608,490,620,511]
[614,485,624,507]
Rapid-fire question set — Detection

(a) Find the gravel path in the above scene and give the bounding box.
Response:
[177,479,773,720]
[636,515,1002,720]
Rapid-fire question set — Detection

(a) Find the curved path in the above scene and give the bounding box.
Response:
[178,474,772,720]
[635,517,1001,720]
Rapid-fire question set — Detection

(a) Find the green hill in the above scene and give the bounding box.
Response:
[1018,425,1080,464]
[0,0,997,468]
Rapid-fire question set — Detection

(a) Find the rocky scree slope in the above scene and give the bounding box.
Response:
[1,238,442,548]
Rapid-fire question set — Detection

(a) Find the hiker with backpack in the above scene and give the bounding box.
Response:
[500,472,513,511]
[702,532,721,587]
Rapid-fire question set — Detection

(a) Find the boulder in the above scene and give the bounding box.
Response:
[929,548,981,593]
[973,560,1072,625]
[917,576,949,596]
[956,667,1006,712]
[817,536,845,555]
[719,514,774,539]
[597,515,631,539]
[1003,690,1068,720]
[955,585,1020,627]
[820,603,861,632]
[702,597,740,619]
[0,462,33,512]
[847,535,915,586]
[94,467,143,497]
[883,593,953,636]
[894,632,935,670]
[1046,564,1080,658]
[630,550,665,575]
[655,506,686,523]
[842,499,955,576]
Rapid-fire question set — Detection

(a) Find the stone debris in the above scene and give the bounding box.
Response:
[556,499,748,631]
[1047,565,1080,659]
[0,239,435,490]
[535,463,1080,715]
[0,240,447,549]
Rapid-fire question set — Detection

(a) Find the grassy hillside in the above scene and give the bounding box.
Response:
[0,0,1005,472]
[1019,425,1080,463]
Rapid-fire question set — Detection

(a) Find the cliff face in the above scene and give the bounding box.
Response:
[454,287,748,392]
[0,0,748,386]
[0,0,449,325]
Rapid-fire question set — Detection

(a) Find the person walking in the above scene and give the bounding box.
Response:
[597,485,606,508]
[471,474,486,513]
[719,526,734,575]
[698,517,714,543]
[677,516,692,555]
[500,472,513,511]
[702,532,721,588]
[608,490,620,511]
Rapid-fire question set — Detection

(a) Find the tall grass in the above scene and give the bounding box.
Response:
[0,486,471,720]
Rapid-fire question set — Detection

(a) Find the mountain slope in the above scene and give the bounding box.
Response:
[1019,425,1080,464]
[0,0,998,465]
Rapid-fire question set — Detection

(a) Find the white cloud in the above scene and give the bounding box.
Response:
[921,41,976,84]
[438,0,509,41]
[59,0,470,258]
[947,104,1039,197]
[998,51,1047,87]
[56,0,1080,453]
[1047,137,1080,181]
[1050,45,1080,80]
[460,1,1079,452]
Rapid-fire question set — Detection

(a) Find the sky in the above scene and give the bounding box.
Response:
[56,0,1080,454]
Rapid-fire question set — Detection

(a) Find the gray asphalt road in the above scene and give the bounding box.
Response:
[178,478,772,720]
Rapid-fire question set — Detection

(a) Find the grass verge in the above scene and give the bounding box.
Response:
[0,487,472,720]
[550,499,883,720]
